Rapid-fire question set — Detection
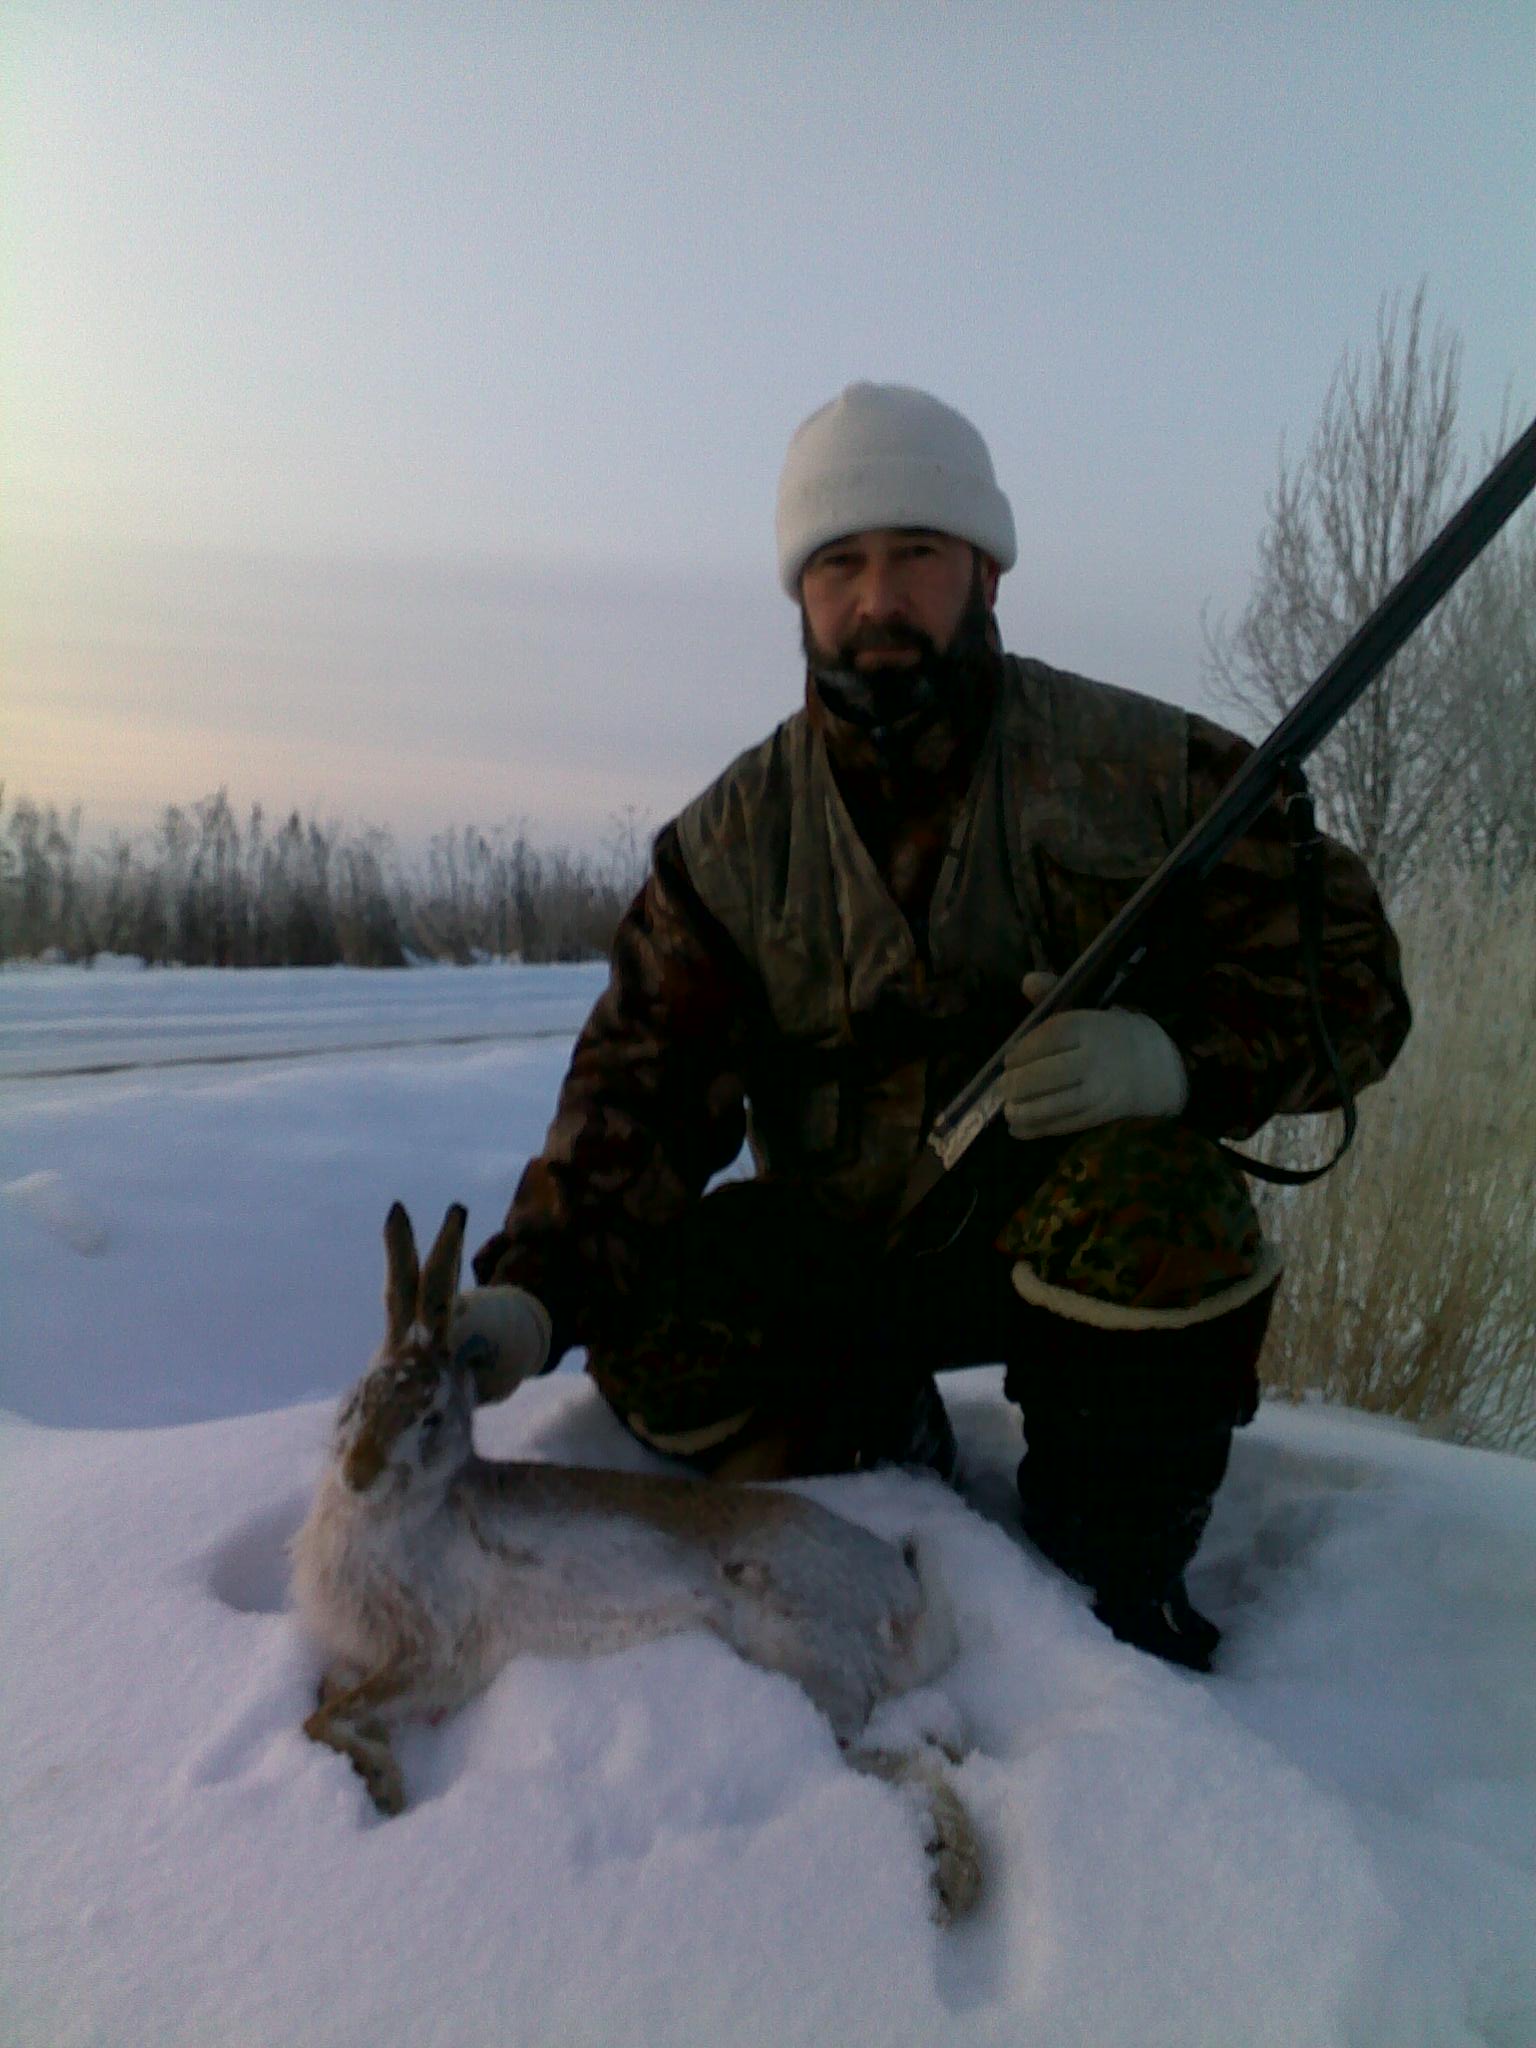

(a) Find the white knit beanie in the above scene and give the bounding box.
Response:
[775,382,1016,596]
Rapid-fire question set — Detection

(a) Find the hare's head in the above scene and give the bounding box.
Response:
[332,1203,475,1501]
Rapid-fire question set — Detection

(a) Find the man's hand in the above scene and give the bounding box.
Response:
[999,972,1189,1139]
[448,1286,553,1405]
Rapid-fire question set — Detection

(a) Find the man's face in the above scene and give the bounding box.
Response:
[799,528,1000,675]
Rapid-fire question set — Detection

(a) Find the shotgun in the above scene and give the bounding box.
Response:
[891,413,1536,1236]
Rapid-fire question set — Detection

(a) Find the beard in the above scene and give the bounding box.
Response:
[801,556,997,746]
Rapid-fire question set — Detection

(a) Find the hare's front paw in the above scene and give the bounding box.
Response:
[321,1721,405,1816]
[328,1712,406,1816]
[304,1688,408,1817]
[356,1739,406,1817]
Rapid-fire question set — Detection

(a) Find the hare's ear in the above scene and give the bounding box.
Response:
[383,1203,420,1347]
[418,1203,468,1341]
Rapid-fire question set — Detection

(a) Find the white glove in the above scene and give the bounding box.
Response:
[448,1285,553,1404]
[999,972,1189,1140]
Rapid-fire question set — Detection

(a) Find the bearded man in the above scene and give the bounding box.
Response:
[455,384,1410,1671]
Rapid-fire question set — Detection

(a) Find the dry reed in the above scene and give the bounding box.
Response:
[1251,874,1536,1454]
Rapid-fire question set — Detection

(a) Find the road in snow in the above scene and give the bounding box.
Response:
[0,958,607,1078]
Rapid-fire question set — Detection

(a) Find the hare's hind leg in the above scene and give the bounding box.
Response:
[848,1745,982,1926]
[304,1661,411,1816]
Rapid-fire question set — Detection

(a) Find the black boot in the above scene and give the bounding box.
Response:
[1007,1282,1273,1672]
[1091,1574,1225,1673]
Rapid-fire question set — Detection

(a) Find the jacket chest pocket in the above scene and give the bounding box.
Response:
[1033,849,1159,971]
[1018,787,1174,974]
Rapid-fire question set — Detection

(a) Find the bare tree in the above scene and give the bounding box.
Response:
[1204,284,1533,902]
[599,804,652,903]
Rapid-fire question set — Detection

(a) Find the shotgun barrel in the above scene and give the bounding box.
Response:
[892,414,1536,1232]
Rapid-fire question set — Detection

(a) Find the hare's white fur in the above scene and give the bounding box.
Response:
[290,1203,979,1920]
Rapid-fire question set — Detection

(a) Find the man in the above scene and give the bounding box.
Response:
[455,384,1410,1671]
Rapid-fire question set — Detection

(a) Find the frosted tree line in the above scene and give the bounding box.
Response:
[0,794,650,968]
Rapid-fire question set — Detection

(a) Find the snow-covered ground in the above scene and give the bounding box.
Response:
[0,957,606,1080]
[3,963,1534,2047]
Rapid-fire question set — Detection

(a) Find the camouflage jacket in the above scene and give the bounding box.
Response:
[477,655,1410,1358]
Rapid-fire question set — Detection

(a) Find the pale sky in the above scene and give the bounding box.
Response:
[4,2,1533,847]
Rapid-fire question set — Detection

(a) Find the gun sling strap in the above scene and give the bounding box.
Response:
[1219,759,1358,1188]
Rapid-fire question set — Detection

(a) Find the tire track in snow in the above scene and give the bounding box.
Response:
[5,1023,580,1083]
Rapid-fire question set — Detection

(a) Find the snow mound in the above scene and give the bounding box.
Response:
[2,1168,110,1255]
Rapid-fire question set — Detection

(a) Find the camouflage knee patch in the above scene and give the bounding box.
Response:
[996,1116,1281,1329]
[587,1313,762,1457]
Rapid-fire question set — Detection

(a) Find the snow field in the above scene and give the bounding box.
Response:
[1,1018,599,1428]
[2,965,1534,2045]
[0,959,606,1080]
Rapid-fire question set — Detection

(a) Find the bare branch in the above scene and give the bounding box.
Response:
[1205,284,1531,902]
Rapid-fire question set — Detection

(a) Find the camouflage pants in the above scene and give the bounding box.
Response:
[587,1116,1278,1481]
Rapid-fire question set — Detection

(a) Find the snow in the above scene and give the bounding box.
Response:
[4,964,1534,2046]
[0,958,606,1080]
